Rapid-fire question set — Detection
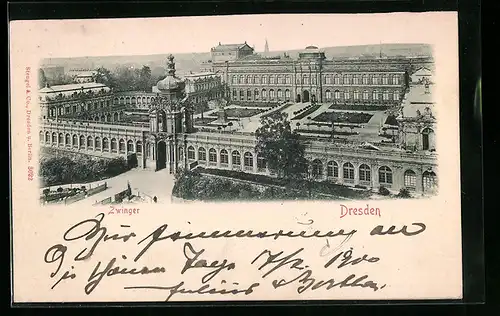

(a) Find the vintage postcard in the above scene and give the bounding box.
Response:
[10,12,462,303]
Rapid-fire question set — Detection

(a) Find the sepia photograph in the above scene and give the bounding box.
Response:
[10,12,463,303]
[36,17,438,207]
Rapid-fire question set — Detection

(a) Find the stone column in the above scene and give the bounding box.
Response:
[252,152,258,173]
[372,163,380,189]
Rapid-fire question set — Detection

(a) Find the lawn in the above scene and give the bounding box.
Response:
[224,107,266,118]
[328,103,391,111]
[313,112,374,124]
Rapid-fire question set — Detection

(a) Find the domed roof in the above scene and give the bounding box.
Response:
[305,45,319,49]
[156,75,183,91]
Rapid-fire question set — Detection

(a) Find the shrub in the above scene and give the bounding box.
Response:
[378,186,390,196]
[81,186,86,191]
[57,187,63,193]
[397,188,412,198]
[42,188,50,195]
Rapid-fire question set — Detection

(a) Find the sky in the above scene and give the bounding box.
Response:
[10,12,457,58]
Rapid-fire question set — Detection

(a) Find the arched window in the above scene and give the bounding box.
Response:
[372,90,378,100]
[247,75,252,84]
[187,146,195,160]
[45,132,50,142]
[232,90,237,100]
[198,147,206,161]
[343,162,355,180]
[262,75,267,85]
[178,146,183,160]
[79,135,85,149]
[231,76,236,84]
[261,89,267,99]
[95,137,101,149]
[244,152,253,167]
[220,149,229,164]
[393,75,400,85]
[239,90,244,101]
[241,75,246,84]
[257,154,266,170]
[209,148,217,162]
[363,90,369,100]
[285,75,292,84]
[65,134,70,145]
[276,75,282,84]
[327,161,338,177]
[254,89,259,100]
[254,75,259,84]
[382,75,389,85]
[232,150,241,166]
[269,75,276,84]
[52,132,57,144]
[325,90,332,101]
[383,90,389,100]
[359,164,371,182]
[423,171,437,191]
[136,141,142,154]
[362,75,369,85]
[393,91,400,101]
[343,75,350,85]
[102,138,109,151]
[372,76,379,85]
[285,89,291,100]
[302,75,309,85]
[353,90,360,100]
[277,89,283,100]
[404,170,417,189]
[344,91,350,100]
[311,159,323,178]
[325,76,332,85]
[87,136,93,148]
[58,133,63,144]
[247,89,252,101]
[269,89,275,99]
[119,139,125,153]
[353,75,359,85]
[127,140,134,152]
[334,90,341,100]
[422,128,434,150]
[379,166,393,185]
[110,138,117,152]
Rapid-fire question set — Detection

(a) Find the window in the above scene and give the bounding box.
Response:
[325,90,332,101]
[404,170,417,189]
[344,91,350,100]
[353,75,359,85]
[239,90,244,101]
[269,89,275,99]
[209,148,217,162]
[80,136,85,149]
[254,89,259,100]
[58,133,64,144]
[372,76,379,85]
[261,89,267,99]
[136,141,142,154]
[334,90,341,100]
[311,160,323,178]
[277,89,283,99]
[198,147,206,161]
[423,171,437,190]
[276,75,282,84]
[87,136,93,148]
[254,75,260,84]
[247,90,252,101]
[334,76,340,85]
[242,75,247,84]
[343,75,350,85]
[110,138,117,152]
[325,76,332,85]
[383,91,389,100]
[285,89,291,100]
[327,161,338,177]
[52,133,57,143]
[244,152,253,167]
[362,75,369,85]
[187,146,195,160]
[354,90,360,100]
[102,138,109,151]
[262,76,267,84]
[372,90,378,100]
[232,150,241,166]
[269,76,275,84]
[65,134,70,145]
[119,139,125,153]
[382,76,389,85]
[343,162,355,180]
[393,75,400,85]
[363,90,369,100]
[44,132,50,142]
[231,76,236,84]
[285,75,291,84]
[303,75,309,85]
[359,164,371,182]
[257,154,266,170]
[220,149,229,164]
[247,75,252,84]
[127,140,134,152]
[379,166,393,185]
[232,90,237,99]
[178,146,183,160]
[393,91,400,101]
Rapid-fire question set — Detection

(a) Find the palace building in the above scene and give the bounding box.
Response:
[38,43,438,195]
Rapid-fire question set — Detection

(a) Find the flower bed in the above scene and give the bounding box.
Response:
[296,129,358,136]
[224,107,266,118]
[312,112,373,124]
[291,103,322,120]
[328,103,391,111]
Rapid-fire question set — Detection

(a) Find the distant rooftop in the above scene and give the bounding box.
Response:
[211,42,253,52]
[184,71,217,78]
[39,82,110,95]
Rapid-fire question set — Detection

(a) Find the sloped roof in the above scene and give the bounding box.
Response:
[212,42,253,52]
[39,82,109,94]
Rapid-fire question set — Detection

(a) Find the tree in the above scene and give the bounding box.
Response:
[95,67,115,88]
[138,65,152,92]
[38,69,47,88]
[255,112,308,179]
